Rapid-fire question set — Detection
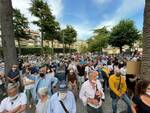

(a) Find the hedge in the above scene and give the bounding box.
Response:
[17,47,76,55]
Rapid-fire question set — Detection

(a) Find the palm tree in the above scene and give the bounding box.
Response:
[13,9,30,55]
[29,0,60,55]
[140,0,150,80]
[0,0,17,74]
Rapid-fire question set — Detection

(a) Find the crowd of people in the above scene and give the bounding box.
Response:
[0,53,149,113]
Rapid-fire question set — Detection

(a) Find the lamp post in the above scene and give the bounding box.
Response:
[62,32,65,56]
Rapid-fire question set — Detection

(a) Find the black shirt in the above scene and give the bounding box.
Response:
[7,69,20,82]
[132,96,150,113]
[126,74,136,91]
[77,65,85,77]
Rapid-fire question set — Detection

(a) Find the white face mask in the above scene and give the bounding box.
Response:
[146,91,150,96]
[59,92,67,100]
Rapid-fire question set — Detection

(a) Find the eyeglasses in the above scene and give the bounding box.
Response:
[147,88,150,90]
[12,67,17,68]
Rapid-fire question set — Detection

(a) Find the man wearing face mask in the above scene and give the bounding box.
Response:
[109,68,132,113]
[79,71,105,113]
[0,83,27,113]
[27,66,58,103]
[46,81,76,113]
[7,65,20,83]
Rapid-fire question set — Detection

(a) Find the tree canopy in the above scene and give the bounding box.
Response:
[13,9,30,55]
[108,19,140,53]
[87,26,109,52]
[60,25,77,46]
[13,9,29,39]
[29,0,60,54]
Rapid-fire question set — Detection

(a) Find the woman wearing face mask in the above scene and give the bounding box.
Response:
[131,80,150,113]
[68,70,78,100]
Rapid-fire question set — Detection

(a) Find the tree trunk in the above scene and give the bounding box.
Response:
[41,31,44,55]
[51,39,54,57]
[63,43,65,56]
[0,0,17,74]
[17,37,21,55]
[119,46,123,53]
[64,44,66,53]
[69,44,71,54]
[140,0,150,80]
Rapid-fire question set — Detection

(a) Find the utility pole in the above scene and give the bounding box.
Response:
[62,32,65,56]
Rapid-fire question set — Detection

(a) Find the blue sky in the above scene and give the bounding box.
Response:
[12,0,145,40]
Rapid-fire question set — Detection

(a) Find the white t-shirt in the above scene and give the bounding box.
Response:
[0,93,27,113]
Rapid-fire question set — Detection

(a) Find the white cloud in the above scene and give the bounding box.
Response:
[93,0,111,4]
[12,0,39,30]
[47,0,63,19]
[73,25,93,40]
[60,23,93,40]
[12,0,64,30]
[97,0,145,29]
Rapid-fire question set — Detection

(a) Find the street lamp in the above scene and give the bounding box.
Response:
[62,32,65,56]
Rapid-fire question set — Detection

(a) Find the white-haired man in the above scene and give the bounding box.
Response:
[79,71,105,113]
[0,83,27,113]
[36,87,49,113]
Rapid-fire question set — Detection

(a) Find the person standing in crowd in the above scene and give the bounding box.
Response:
[0,83,27,113]
[27,66,58,103]
[67,59,78,76]
[7,65,20,83]
[131,80,150,113]
[77,61,85,88]
[67,69,78,100]
[36,87,50,113]
[126,74,138,98]
[22,67,37,108]
[109,69,132,113]
[84,62,94,81]
[46,81,76,113]
[46,65,55,77]
[55,63,66,82]
[0,72,6,98]
[79,71,105,113]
